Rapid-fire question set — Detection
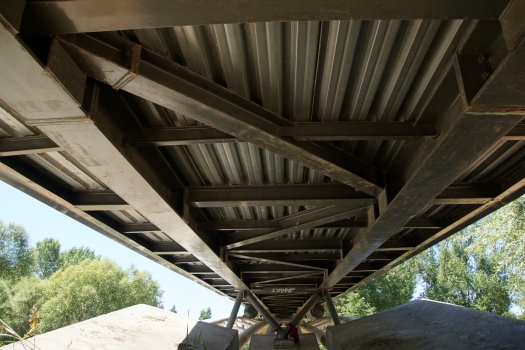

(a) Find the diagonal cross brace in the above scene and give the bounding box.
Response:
[56,33,383,197]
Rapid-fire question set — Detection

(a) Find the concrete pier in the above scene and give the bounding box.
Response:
[326,299,525,350]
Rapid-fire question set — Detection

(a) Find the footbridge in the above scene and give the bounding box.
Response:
[1,0,525,346]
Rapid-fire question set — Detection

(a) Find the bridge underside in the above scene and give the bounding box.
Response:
[1,0,525,320]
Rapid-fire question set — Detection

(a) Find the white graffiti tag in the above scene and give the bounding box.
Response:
[271,288,296,293]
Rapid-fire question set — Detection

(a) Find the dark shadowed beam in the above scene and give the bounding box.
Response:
[0,25,250,293]
[20,0,511,35]
[122,122,440,146]
[0,135,61,156]
[67,182,500,214]
[197,217,453,231]
[123,126,236,146]
[71,191,133,211]
[186,184,375,208]
[56,33,381,197]
[120,223,162,233]
[433,183,503,204]
[279,122,438,141]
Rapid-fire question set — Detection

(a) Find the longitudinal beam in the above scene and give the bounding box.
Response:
[56,33,382,197]
[0,23,249,292]
[279,122,438,141]
[123,126,236,146]
[20,0,511,35]
[186,183,501,208]
[197,217,452,231]
[187,184,375,208]
[321,46,525,288]
[0,135,60,156]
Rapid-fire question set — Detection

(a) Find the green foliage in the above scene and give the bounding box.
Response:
[59,246,99,269]
[37,259,163,332]
[331,262,416,318]
[170,304,177,313]
[198,306,212,320]
[0,275,44,337]
[35,238,61,278]
[0,221,33,283]
[413,197,525,317]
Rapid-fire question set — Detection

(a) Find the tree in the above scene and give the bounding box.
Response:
[0,275,44,337]
[199,307,212,320]
[170,304,177,313]
[0,221,33,283]
[37,259,163,332]
[59,246,98,269]
[35,238,61,278]
[330,262,416,318]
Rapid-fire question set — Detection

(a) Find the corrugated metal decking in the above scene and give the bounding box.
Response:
[1,0,525,320]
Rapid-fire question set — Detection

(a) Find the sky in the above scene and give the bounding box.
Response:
[0,180,240,320]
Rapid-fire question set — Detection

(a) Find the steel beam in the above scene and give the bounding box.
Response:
[321,69,524,288]
[120,223,161,233]
[244,291,281,332]
[229,240,341,254]
[226,291,244,329]
[0,24,249,294]
[347,153,525,295]
[123,122,441,145]
[0,135,61,156]
[223,204,369,248]
[198,217,453,231]
[279,122,438,141]
[324,290,341,325]
[123,126,236,146]
[56,33,382,197]
[20,0,511,35]
[286,290,323,334]
[187,183,498,208]
[71,191,133,211]
[187,184,375,208]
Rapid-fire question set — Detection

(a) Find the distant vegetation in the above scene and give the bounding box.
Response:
[332,196,525,320]
[199,306,212,320]
[0,222,163,344]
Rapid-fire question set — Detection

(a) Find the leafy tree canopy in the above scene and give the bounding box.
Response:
[330,262,416,318]
[0,221,33,283]
[37,259,163,332]
[35,238,61,279]
[199,306,212,320]
[59,246,99,269]
[170,304,177,313]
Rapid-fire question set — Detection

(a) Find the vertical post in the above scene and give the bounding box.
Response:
[244,291,281,333]
[284,290,323,336]
[324,290,341,325]
[226,291,244,329]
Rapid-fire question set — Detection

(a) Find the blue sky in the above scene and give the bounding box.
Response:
[0,180,239,320]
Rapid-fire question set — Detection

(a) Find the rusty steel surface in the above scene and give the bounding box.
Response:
[1,0,525,320]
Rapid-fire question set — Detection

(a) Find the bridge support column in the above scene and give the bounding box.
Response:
[226,291,244,329]
[244,291,281,334]
[324,290,341,325]
[284,290,323,337]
